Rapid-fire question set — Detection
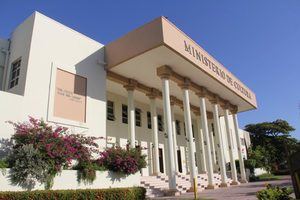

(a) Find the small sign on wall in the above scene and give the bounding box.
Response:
[53,69,87,123]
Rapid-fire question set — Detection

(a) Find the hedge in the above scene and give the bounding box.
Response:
[0,187,146,200]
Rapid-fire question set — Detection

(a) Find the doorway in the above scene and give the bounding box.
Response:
[159,148,164,173]
[177,149,183,173]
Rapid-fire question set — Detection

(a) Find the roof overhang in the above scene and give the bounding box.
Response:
[105,16,257,113]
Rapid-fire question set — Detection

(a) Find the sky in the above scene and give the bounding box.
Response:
[1,1,299,139]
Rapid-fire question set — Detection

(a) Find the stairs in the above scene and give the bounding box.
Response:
[141,173,232,198]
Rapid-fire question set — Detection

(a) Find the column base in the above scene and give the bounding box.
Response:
[206,184,215,189]
[219,183,228,188]
[240,179,248,183]
[162,189,180,196]
[151,172,160,176]
[230,181,240,185]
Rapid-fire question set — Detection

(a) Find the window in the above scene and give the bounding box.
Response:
[147,111,151,129]
[158,114,164,132]
[106,101,115,121]
[192,124,195,138]
[122,104,128,124]
[9,59,21,89]
[211,123,215,136]
[175,120,181,135]
[135,108,141,127]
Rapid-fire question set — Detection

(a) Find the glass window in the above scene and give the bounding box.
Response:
[135,108,141,127]
[122,104,128,124]
[9,59,21,89]
[106,101,115,121]
[175,120,181,135]
[147,111,151,129]
[158,114,164,132]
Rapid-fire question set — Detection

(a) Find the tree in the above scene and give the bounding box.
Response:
[245,119,299,172]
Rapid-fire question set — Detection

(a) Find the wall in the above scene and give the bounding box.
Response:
[0,39,9,90]
[0,169,140,191]
[0,12,106,147]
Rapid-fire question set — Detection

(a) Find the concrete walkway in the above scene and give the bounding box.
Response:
[151,176,292,200]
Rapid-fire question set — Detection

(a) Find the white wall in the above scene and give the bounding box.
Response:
[0,170,140,191]
[0,12,106,146]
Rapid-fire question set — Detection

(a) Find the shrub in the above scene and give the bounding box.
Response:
[97,145,146,176]
[0,187,146,200]
[256,184,293,200]
[7,117,100,189]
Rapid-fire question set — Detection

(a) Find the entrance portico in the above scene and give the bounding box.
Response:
[105,16,257,193]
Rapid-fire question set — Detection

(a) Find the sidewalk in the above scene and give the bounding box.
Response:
[151,176,292,200]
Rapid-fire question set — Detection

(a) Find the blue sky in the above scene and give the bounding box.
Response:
[1,1,299,139]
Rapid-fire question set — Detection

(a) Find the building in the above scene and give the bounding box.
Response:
[0,12,256,194]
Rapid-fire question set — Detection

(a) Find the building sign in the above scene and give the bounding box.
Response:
[183,40,252,100]
[53,69,87,123]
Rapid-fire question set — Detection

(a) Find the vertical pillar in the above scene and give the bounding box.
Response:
[195,112,207,173]
[210,96,228,187]
[223,103,239,185]
[147,90,160,175]
[170,96,178,173]
[180,78,197,190]
[209,127,217,171]
[232,106,247,183]
[157,66,177,191]
[197,88,215,189]
[124,80,137,148]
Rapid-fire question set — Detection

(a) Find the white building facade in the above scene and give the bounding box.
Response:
[0,12,256,192]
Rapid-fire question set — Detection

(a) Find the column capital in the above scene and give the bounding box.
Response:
[196,87,208,98]
[220,100,231,110]
[209,94,220,105]
[178,78,191,90]
[146,88,160,99]
[157,65,173,79]
[230,105,238,114]
[170,95,177,106]
[124,79,138,91]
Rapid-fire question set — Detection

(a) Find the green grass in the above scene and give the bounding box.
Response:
[257,173,282,181]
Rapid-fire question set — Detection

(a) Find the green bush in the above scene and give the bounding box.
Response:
[257,184,293,200]
[0,187,146,200]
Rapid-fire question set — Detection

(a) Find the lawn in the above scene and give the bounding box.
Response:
[257,173,283,181]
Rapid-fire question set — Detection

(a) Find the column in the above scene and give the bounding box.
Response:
[223,103,239,185]
[147,90,160,175]
[195,112,207,173]
[124,80,137,148]
[232,106,247,183]
[157,66,177,191]
[170,96,178,173]
[197,88,215,189]
[180,78,197,190]
[210,96,228,187]
[209,127,217,171]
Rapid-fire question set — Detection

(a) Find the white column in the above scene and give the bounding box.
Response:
[149,97,160,175]
[224,107,239,185]
[124,84,136,148]
[209,127,217,170]
[181,82,197,189]
[198,92,215,189]
[211,102,227,187]
[232,110,247,183]
[160,77,176,190]
[171,102,178,173]
[196,114,207,173]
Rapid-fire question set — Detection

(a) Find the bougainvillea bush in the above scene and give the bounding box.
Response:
[7,117,99,189]
[97,145,146,176]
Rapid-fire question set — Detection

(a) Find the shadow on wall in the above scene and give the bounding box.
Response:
[74,46,106,102]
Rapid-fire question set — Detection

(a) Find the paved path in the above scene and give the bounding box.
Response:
[152,176,293,200]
